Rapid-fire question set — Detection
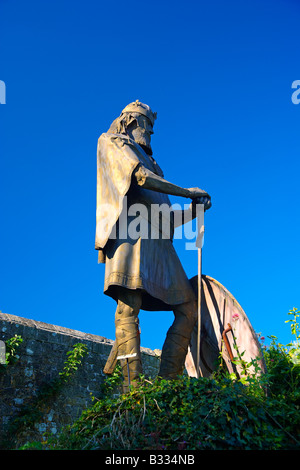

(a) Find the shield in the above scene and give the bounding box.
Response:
[185,275,267,378]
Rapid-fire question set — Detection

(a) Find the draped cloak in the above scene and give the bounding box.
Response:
[95,132,195,311]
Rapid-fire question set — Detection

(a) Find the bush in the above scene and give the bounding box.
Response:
[45,374,299,450]
[43,310,300,451]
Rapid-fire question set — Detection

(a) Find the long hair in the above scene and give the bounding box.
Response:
[107,112,137,135]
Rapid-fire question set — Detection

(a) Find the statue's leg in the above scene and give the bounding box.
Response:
[158,299,197,379]
[115,288,143,392]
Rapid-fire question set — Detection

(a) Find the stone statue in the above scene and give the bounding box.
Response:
[95,100,211,391]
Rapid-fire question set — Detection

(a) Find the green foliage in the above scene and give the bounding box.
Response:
[285,307,300,364]
[42,310,300,451]
[101,363,123,394]
[0,335,23,368]
[8,310,300,451]
[4,342,88,449]
[46,371,299,451]
[58,342,89,383]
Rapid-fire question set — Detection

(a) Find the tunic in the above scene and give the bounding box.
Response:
[95,132,195,311]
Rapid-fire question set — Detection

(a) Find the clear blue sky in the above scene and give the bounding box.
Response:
[1,0,299,351]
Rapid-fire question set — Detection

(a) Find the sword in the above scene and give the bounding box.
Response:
[195,203,205,378]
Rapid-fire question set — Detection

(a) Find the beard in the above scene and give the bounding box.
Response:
[132,129,153,155]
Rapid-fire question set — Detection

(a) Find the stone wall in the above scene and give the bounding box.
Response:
[0,313,160,448]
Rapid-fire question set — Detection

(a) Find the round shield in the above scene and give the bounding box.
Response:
[185,275,267,378]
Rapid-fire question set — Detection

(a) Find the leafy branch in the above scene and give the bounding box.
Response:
[0,335,23,370]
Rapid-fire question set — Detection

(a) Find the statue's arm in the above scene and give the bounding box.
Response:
[134,165,211,227]
[134,165,210,200]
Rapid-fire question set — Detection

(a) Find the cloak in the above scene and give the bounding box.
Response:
[96,133,140,252]
[95,132,195,310]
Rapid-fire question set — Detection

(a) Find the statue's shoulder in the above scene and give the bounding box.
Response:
[99,132,129,142]
[99,132,143,154]
[98,132,115,144]
[97,132,119,150]
[97,133,142,169]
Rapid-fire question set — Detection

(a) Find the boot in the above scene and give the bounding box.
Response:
[158,331,191,379]
[158,302,197,380]
[115,316,142,392]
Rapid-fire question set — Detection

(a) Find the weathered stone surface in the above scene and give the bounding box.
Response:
[0,313,160,447]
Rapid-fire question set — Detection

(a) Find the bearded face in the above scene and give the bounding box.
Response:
[126,114,154,155]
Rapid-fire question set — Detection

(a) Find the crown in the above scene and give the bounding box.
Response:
[121,100,157,126]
